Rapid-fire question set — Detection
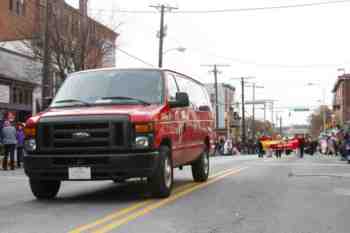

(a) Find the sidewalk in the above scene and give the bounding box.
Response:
[0,156,25,177]
[0,167,25,179]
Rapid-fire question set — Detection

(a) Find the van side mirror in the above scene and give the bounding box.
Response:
[199,105,210,112]
[169,92,190,108]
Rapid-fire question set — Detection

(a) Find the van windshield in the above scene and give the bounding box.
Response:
[51,70,163,107]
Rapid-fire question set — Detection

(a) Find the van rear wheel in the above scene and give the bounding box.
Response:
[192,149,210,182]
[29,179,61,200]
[149,146,173,198]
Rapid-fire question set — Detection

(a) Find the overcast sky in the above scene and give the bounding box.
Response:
[67,0,350,126]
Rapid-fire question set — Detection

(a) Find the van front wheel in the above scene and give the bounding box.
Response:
[149,146,173,198]
[192,149,210,182]
[29,179,61,200]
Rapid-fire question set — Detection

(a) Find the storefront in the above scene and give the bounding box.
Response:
[0,46,42,124]
[0,77,35,123]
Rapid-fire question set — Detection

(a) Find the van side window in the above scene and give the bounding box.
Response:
[201,86,212,110]
[175,75,192,102]
[191,83,212,111]
[166,73,178,101]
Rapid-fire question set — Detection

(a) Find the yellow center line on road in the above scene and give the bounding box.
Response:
[91,167,248,233]
[68,167,247,233]
[68,182,196,233]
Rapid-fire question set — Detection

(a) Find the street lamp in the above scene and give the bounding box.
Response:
[163,46,186,55]
[307,82,326,132]
[337,68,346,75]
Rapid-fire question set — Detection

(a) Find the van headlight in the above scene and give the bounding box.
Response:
[135,136,150,148]
[25,139,37,152]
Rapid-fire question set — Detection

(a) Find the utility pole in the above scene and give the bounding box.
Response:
[245,83,264,141]
[201,64,230,129]
[41,0,51,110]
[252,83,255,140]
[322,87,326,132]
[280,116,283,136]
[271,101,274,129]
[241,78,246,144]
[150,4,178,68]
[230,77,254,144]
[79,0,88,70]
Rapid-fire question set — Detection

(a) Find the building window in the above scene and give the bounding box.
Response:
[10,0,25,16]
[9,0,13,11]
[12,87,17,103]
[19,90,23,104]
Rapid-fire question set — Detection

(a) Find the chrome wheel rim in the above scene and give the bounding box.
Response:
[203,152,209,175]
[164,157,172,188]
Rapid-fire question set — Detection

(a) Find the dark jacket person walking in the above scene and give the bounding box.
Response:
[1,121,17,170]
[299,136,305,158]
[16,123,25,168]
[258,140,264,158]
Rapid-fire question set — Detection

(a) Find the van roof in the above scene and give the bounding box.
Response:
[71,67,204,86]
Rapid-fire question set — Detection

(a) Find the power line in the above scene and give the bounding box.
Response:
[174,0,350,13]
[188,47,347,69]
[116,48,154,67]
[88,0,350,14]
[164,35,349,69]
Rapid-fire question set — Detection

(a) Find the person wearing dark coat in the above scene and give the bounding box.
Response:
[299,136,305,158]
[1,121,17,170]
[258,140,264,158]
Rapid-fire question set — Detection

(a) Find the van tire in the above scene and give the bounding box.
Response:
[29,179,61,200]
[192,149,210,182]
[149,146,173,198]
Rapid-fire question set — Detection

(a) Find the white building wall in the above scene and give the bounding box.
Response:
[205,84,226,129]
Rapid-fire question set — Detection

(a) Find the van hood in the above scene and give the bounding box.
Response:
[39,105,166,122]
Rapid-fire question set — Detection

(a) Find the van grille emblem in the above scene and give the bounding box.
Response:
[72,132,90,139]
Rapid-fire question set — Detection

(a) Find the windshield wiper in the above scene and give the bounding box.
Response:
[54,99,91,106]
[100,96,151,105]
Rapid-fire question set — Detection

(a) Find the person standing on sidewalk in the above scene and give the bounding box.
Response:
[299,135,305,158]
[1,121,17,170]
[257,139,264,158]
[16,123,25,168]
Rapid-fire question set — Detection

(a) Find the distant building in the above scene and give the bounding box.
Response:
[204,83,236,130]
[284,125,309,138]
[332,74,350,125]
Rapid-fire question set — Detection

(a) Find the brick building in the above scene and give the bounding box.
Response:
[0,0,40,41]
[332,74,350,125]
[0,0,118,122]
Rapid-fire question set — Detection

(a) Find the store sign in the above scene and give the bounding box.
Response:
[0,85,10,103]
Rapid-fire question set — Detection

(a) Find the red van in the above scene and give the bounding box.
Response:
[24,68,214,199]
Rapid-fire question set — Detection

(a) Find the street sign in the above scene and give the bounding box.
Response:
[293,108,310,112]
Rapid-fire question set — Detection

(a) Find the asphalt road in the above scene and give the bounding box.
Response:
[1,154,350,233]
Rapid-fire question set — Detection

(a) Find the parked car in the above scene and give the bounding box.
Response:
[23,68,214,199]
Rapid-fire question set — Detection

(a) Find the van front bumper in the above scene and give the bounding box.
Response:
[24,151,160,181]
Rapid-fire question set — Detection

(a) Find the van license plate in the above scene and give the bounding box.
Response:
[68,167,91,180]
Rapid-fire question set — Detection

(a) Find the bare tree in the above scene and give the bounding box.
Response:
[308,106,332,138]
[246,117,273,137]
[17,1,118,82]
